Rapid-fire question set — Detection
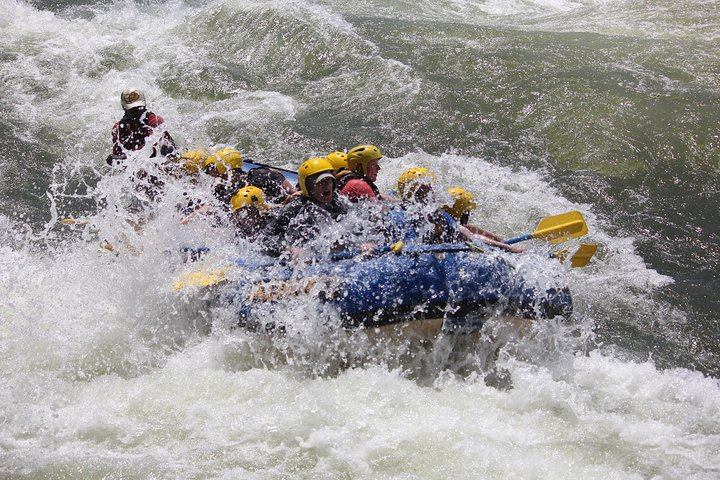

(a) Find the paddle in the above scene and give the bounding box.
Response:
[172,267,229,291]
[553,244,597,268]
[61,218,88,226]
[369,241,596,267]
[504,211,588,245]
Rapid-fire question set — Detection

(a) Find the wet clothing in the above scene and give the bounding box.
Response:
[261,194,348,257]
[386,205,459,245]
[108,108,175,164]
[213,169,249,206]
[336,171,381,201]
[247,166,288,203]
[233,208,272,241]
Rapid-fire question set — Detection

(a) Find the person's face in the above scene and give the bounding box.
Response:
[233,208,262,234]
[125,106,146,118]
[204,163,222,178]
[365,159,380,182]
[311,177,335,205]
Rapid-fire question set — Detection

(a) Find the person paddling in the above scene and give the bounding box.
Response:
[107,88,176,165]
[393,167,457,244]
[440,187,517,248]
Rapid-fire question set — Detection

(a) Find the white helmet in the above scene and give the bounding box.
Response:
[120,88,147,110]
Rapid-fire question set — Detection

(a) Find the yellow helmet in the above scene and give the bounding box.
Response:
[397,167,435,199]
[325,151,348,172]
[230,186,270,212]
[203,148,243,176]
[298,157,335,196]
[178,149,209,175]
[442,187,477,221]
[347,144,382,175]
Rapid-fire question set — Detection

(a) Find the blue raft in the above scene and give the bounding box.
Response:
[218,243,572,334]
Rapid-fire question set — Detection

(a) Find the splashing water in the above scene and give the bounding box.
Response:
[2,0,719,478]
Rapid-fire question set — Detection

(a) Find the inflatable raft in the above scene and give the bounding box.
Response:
[175,160,583,337]
[211,243,572,336]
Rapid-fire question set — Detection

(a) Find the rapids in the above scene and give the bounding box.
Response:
[1,0,718,478]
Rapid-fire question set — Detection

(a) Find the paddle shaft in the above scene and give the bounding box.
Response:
[504,233,533,244]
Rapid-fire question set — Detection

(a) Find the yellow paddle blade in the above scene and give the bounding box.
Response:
[553,243,597,267]
[390,240,405,253]
[173,267,228,291]
[534,211,588,244]
[569,243,597,267]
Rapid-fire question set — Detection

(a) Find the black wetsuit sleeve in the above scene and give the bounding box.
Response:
[260,199,331,256]
[260,199,312,256]
[261,204,296,257]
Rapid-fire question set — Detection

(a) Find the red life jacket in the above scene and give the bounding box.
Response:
[336,171,381,201]
[111,110,164,157]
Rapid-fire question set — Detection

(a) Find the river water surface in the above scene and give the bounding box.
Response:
[1,0,719,478]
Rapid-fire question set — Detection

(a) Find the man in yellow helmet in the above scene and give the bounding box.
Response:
[325,151,349,173]
[336,144,395,202]
[390,167,457,244]
[202,147,248,204]
[440,187,513,248]
[396,167,436,204]
[261,157,348,258]
[230,186,273,240]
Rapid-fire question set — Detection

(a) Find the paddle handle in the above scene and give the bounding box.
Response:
[504,233,533,245]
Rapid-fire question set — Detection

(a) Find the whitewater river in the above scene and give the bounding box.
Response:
[1,0,718,478]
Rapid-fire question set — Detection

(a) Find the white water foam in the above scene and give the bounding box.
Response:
[1,1,716,478]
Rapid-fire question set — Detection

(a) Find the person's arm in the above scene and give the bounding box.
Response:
[146,113,164,127]
[379,192,400,202]
[179,205,213,225]
[111,122,123,158]
[281,179,297,195]
[458,225,525,253]
[463,223,505,242]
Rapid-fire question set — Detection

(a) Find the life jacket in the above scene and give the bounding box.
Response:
[261,195,348,257]
[385,207,459,244]
[247,166,287,203]
[336,171,381,199]
[111,110,172,159]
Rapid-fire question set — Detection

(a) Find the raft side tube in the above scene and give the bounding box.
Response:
[221,246,573,333]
